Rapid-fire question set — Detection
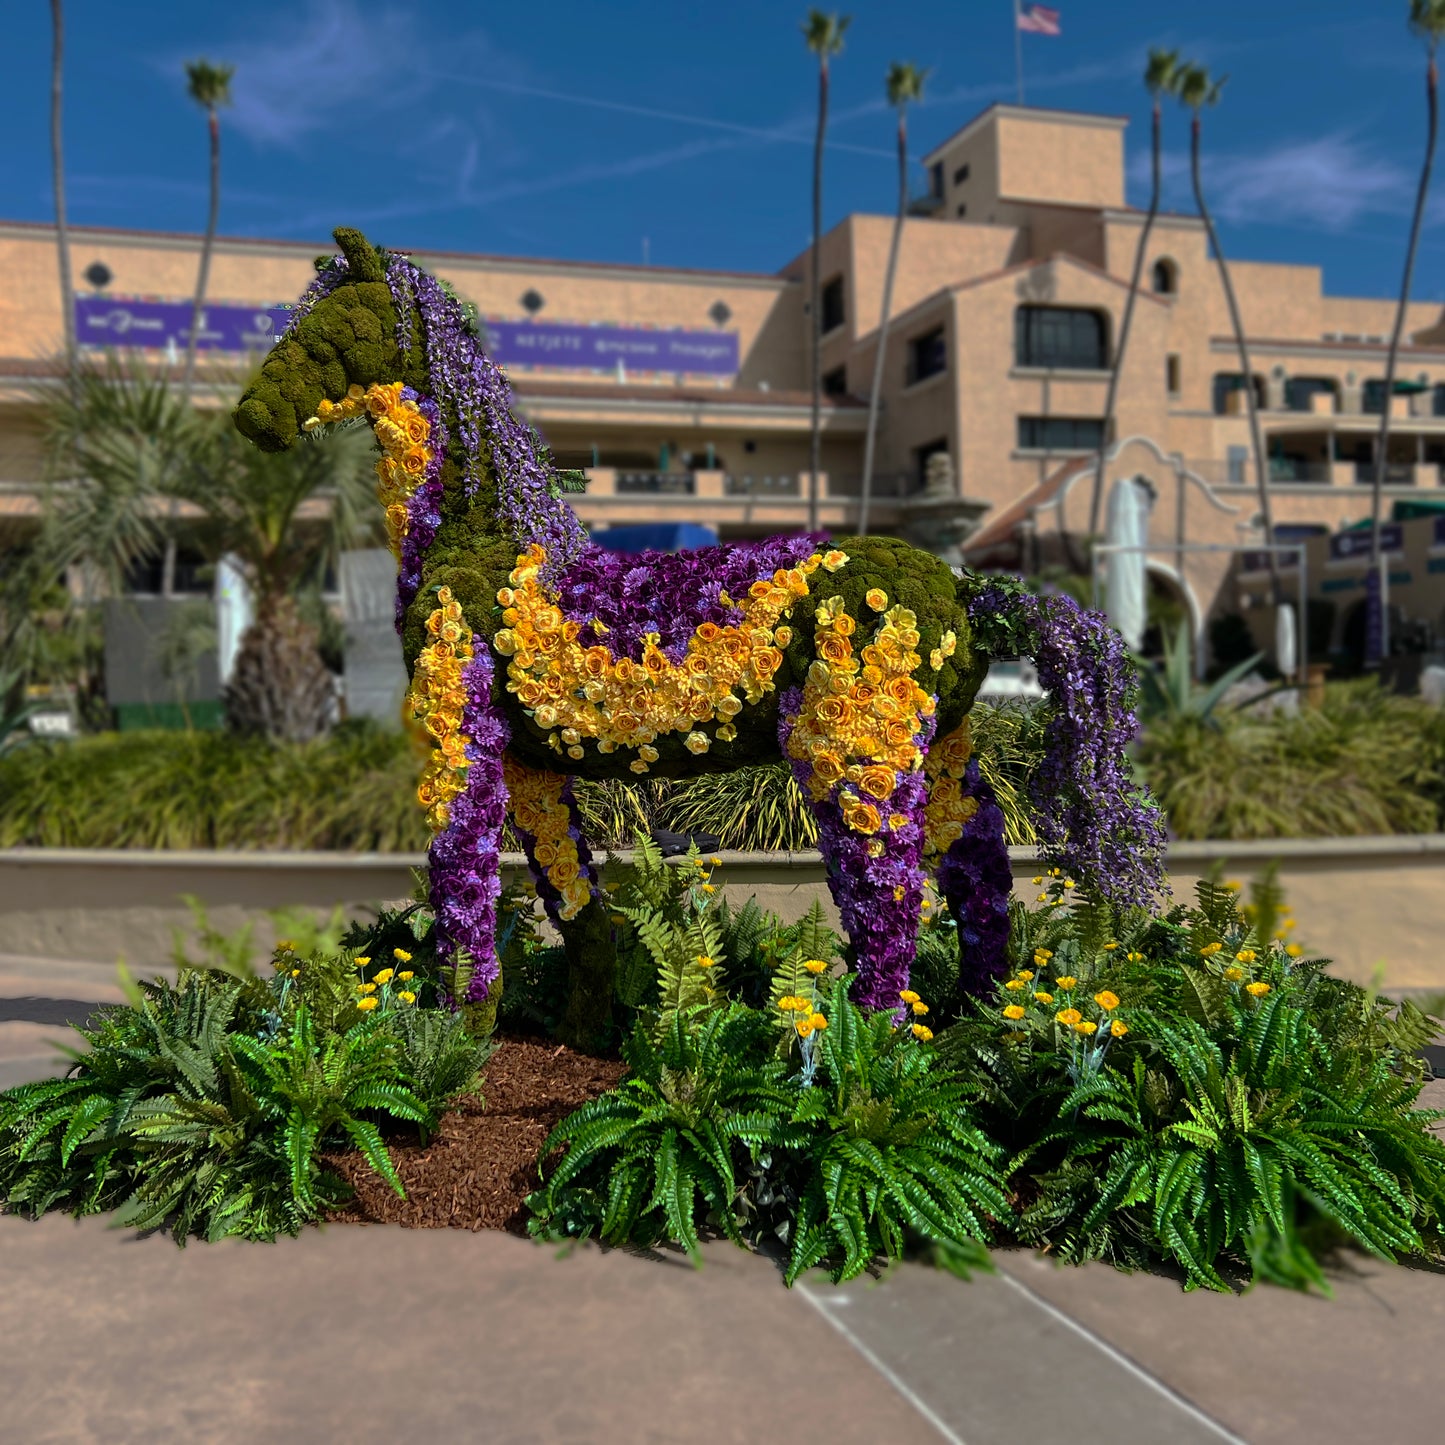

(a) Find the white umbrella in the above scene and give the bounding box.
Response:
[1275,602,1298,679]
[1105,477,1149,651]
[214,554,252,686]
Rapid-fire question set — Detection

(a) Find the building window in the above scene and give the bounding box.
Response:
[1017,416,1105,451]
[1166,354,1181,395]
[1363,380,1388,414]
[953,162,970,185]
[1227,445,1250,483]
[1212,372,1265,414]
[821,275,846,334]
[1151,258,1178,295]
[906,326,948,385]
[1284,376,1340,412]
[1014,306,1108,370]
[928,161,943,198]
[956,203,967,217]
[822,365,848,397]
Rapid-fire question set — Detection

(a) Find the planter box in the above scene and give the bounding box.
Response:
[2,836,1443,992]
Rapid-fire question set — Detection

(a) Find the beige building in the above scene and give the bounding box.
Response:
[4,101,1443,652]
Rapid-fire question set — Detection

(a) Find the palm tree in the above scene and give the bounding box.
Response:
[1174,64,1279,605]
[50,0,76,387]
[802,9,850,533]
[1088,48,1179,539]
[181,60,234,399]
[1368,0,1445,664]
[38,358,379,741]
[859,61,928,538]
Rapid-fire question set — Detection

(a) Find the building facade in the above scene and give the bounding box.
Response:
[4,101,1444,647]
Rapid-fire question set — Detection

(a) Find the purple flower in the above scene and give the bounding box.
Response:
[778,688,932,1012]
[428,644,511,1004]
[965,581,1166,908]
[937,761,1012,997]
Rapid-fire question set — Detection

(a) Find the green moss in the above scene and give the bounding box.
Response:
[555,897,617,1051]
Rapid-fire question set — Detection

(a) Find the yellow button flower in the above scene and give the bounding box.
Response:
[1246,982,1272,997]
[353,956,371,968]
[1103,941,1119,951]
[374,968,394,985]
[1005,979,1026,992]
[1074,1020,1098,1035]
[1055,1008,1082,1027]
[356,996,380,1012]
[397,971,414,982]
[900,990,920,1004]
[803,959,829,975]
[1093,991,1120,1011]
[1035,949,1053,960]
[397,990,417,1004]
[1110,1020,1129,1037]
[809,1013,829,1032]
[394,948,413,963]
[695,955,716,969]
[356,982,378,995]
[1235,949,1257,964]
[911,1001,929,1016]
[1224,966,1245,982]
[1018,969,1035,981]
[1054,976,1078,991]
[1003,1004,1026,1020]
[1032,875,1044,885]
[1125,951,1144,963]
[1033,991,1053,1004]
[796,1019,815,1038]
[1285,944,1303,958]
[911,1023,933,1041]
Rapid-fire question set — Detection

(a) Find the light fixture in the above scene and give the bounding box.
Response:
[520,288,545,315]
[83,260,113,290]
[708,300,732,328]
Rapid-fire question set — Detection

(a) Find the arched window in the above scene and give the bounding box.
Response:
[1014,306,1108,370]
[1151,258,1178,295]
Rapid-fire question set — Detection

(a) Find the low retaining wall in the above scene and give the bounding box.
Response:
[0,836,1440,991]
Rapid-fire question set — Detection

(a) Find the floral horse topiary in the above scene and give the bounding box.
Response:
[235,228,1164,1046]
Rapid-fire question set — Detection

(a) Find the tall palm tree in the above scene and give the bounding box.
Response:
[859,61,928,538]
[50,0,76,387]
[802,10,850,533]
[1174,63,1279,605]
[1088,48,1179,539]
[1368,0,1445,664]
[181,60,234,399]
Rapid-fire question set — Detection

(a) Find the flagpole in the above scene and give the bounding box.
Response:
[1014,0,1025,103]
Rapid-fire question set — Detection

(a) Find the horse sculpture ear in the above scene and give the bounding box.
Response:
[332,226,385,283]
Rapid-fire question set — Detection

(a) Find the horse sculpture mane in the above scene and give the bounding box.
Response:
[235,227,1164,1047]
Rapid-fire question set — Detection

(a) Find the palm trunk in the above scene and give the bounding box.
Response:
[183,107,221,398]
[808,60,829,533]
[50,0,75,389]
[859,109,908,538]
[1369,53,1439,664]
[1089,98,1162,538]
[1191,113,1278,603]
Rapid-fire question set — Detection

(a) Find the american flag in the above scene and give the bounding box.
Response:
[1017,3,1062,35]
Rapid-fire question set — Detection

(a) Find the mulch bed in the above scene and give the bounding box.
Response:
[322,1035,626,1233]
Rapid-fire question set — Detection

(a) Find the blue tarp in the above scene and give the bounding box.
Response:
[588,523,719,555]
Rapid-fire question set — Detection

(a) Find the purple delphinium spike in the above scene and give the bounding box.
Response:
[936,761,1012,998]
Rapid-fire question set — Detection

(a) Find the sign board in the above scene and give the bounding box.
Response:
[76,297,290,352]
[483,318,739,375]
[1330,525,1402,561]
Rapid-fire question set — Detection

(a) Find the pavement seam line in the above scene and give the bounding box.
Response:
[995,1269,1249,1445]
[796,1284,968,1445]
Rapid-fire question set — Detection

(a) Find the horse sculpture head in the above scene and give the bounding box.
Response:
[235,227,425,453]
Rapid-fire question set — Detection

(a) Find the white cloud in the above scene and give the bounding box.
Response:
[1130,132,1416,233]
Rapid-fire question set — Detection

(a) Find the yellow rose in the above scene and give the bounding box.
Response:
[845,802,881,835]
[858,765,895,801]
[822,550,849,571]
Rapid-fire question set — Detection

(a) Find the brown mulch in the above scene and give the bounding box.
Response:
[321,1035,626,1233]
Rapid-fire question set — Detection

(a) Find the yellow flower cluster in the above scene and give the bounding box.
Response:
[409,587,473,831]
[784,585,937,838]
[503,758,593,919]
[304,382,433,560]
[495,544,821,771]
[922,721,978,857]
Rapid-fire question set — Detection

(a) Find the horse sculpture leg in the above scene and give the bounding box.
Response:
[925,722,1012,1004]
[502,758,617,1051]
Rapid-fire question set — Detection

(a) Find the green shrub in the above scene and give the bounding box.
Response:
[941,874,1445,1291]
[0,930,490,1242]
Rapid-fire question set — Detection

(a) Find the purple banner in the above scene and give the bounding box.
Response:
[483,318,739,375]
[76,297,291,352]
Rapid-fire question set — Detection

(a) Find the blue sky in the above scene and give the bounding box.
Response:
[7,0,1444,303]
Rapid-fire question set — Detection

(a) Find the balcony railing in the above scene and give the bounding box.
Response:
[907,190,944,217]
[827,473,919,499]
[616,472,695,495]
[1269,459,1333,483]
[1353,462,1417,485]
[725,474,801,497]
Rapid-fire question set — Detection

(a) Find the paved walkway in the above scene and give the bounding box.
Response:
[5,952,1445,1444]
